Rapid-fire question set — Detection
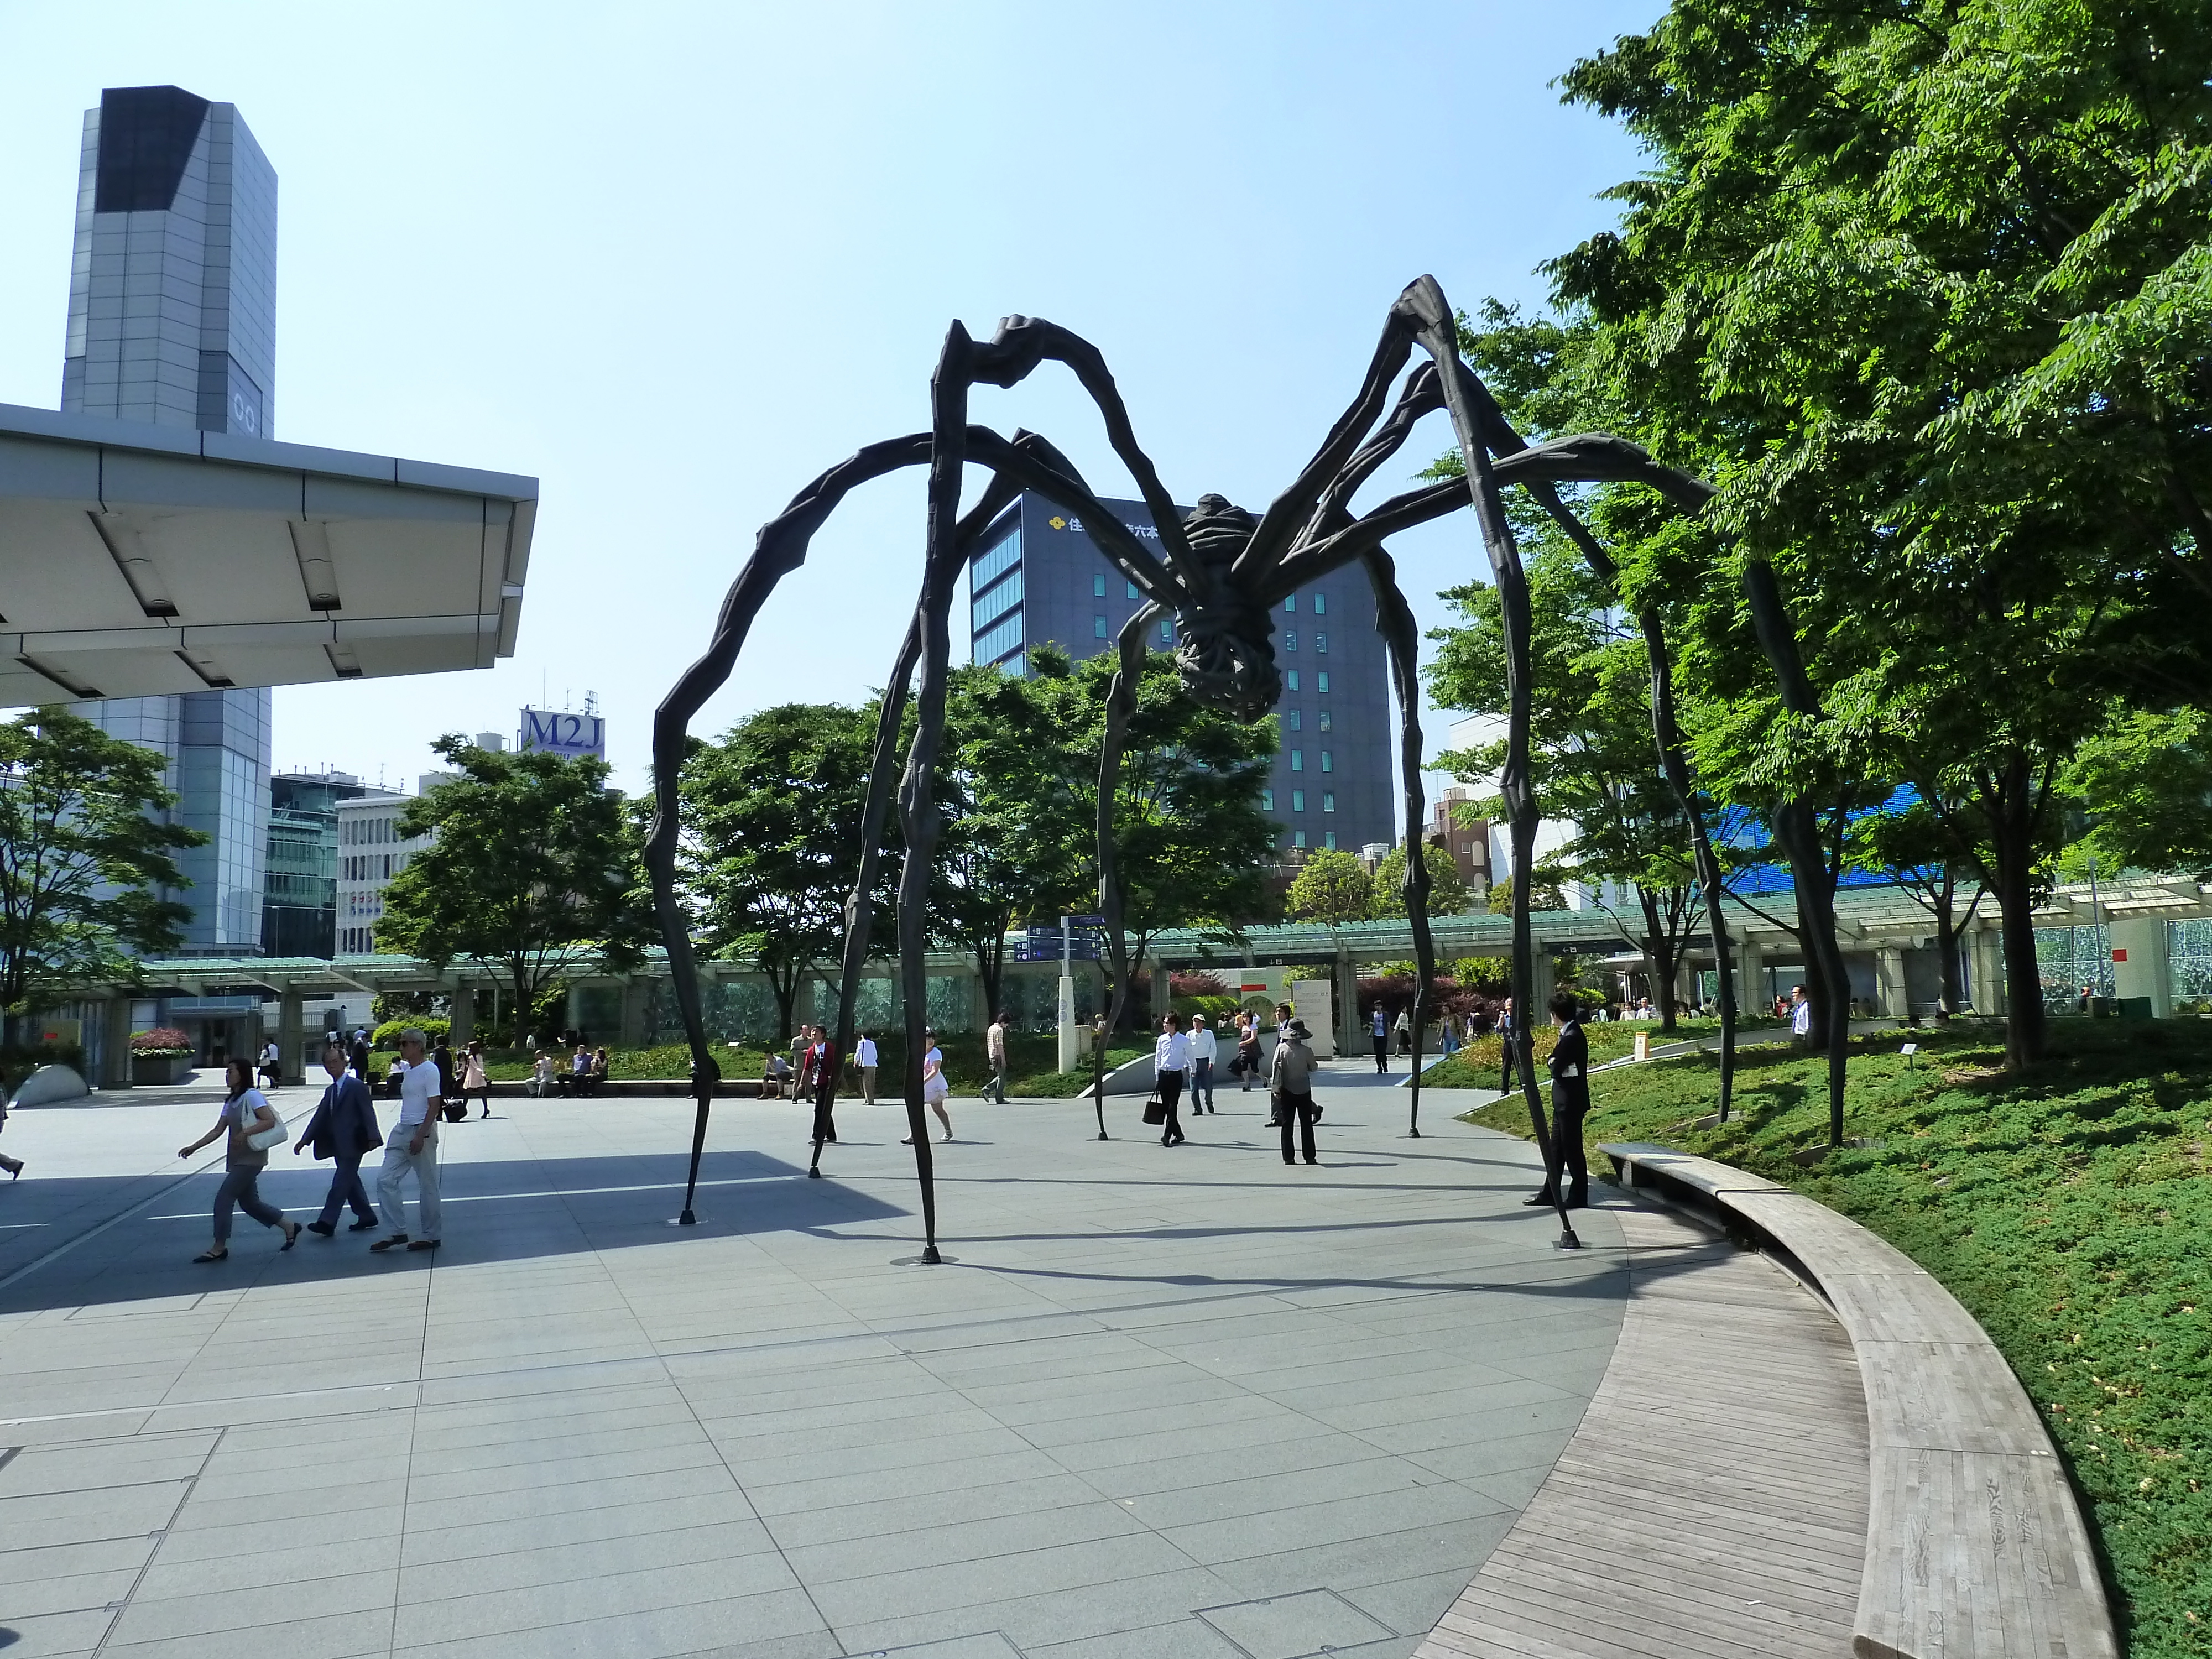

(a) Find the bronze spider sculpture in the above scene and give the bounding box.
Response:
[645,274,1737,1261]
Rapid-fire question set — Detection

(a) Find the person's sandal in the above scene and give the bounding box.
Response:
[281,1220,301,1250]
[193,1248,228,1263]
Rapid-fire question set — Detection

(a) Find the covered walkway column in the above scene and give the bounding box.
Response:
[1874,948,1907,1019]
[276,988,305,1084]
[1334,945,1359,1055]
[447,985,474,1050]
[2110,917,2173,1016]
[100,993,134,1089]
[1969,923,2007,1015]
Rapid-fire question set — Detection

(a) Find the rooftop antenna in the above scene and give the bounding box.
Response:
[584,689,599,717]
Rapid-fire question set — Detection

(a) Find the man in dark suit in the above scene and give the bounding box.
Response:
[1526,990,1590,1210]
[293,1039,385,1235]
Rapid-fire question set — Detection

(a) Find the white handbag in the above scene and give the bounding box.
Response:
[243,1100,288,1151]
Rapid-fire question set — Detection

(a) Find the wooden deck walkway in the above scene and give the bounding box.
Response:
[1418,1202,1870,1658]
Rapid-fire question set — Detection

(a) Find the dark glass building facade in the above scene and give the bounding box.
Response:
[967,493,1397,857]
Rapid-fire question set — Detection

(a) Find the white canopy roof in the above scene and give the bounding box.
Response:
[0,401,536,706]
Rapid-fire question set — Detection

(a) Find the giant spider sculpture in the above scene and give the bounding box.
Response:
[646,275,1741,1261]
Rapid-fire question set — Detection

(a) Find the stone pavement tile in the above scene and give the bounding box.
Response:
[406,1460,740,1532]
[1339,1566,1485,1636]
[390,1557,803,1649]
[1115,1451,1431,1530]
[399,1517,777,1602]
[155,1502,407,1563]
[742,1444,1070,1519]
[0,1604,114,1657]
[389,1585,826,1659]
[0,1432,216,1497]
[688,1378,968,1442]
[136,1532,403,1600]
[964,1365,1241,1431]
[1280,1373,1578,1432]
[0,1480,187,1552]
[420,1415,711,1477]
[1207,1510,1519,1602]
[180,1465,410,1514]
[1024,1615,1244,1659]
[101,1606,392,1659]
[762,1470,1110,1551]
[0,1561,142,1619]
[1348,1392,1593,1458]
[0,1409,158,1447]
[102,1569,395,1645]
[828,1564,1242,1658]
[0,1532,153,1587]
[1045,1406,1310,1474]
[1160,1479,1508,1567]
[666,1631,842,1659]
[1196,1585,1396,1657]
[410,1379,686,1440]
[711,1422,1040,1491]
[807,1530,1197,1629]
[1395,1425,1580,1485]
[401,1436,724,1506]
[1014,1390,1288,1453]
[1073,1428,1411,1503]
[782,1493,1148,1585]
[399,1488,760,1567]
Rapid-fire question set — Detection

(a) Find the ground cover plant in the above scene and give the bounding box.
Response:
[1458,1018,2212,1656]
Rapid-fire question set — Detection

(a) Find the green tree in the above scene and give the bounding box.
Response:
[1538,0,2212,1072]
[675,703,893,1043]
[932,660,1093,1016]
[1286,847,1374,924]
[0,708,204,1032]
[378,735,649,1048]
[1367,842,1471,919]
[2063,706,2212,883]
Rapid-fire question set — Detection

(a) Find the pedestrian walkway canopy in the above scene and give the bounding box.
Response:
[0,400,536,705]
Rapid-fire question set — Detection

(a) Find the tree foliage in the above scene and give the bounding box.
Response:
[1366,842,1471,919]
[378,735,649,1047]
[1285,847,1374,925]
[0,708,204,1023]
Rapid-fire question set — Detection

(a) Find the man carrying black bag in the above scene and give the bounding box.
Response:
[293,1039,385,1235]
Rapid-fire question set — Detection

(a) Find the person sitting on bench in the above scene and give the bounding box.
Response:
[759,1053,793,1099]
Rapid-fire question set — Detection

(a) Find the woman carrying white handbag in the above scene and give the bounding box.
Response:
[178,1058,301,1262]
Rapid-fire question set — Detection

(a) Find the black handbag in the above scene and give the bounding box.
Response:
[1141,1093,1168,1126]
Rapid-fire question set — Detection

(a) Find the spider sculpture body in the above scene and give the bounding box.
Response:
[646,276,1734,1259]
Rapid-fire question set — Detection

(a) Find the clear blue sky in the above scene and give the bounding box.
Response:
[0,1,1660,801]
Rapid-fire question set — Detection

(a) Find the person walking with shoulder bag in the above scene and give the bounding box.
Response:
[178,1060,301,1262]
[905,1029,953,1144]
[293,1040,384,1235]
[1234,1013,1262,1093]
[372,1029,442,1254]
[1152,1012,1189,1147]
[463,1040,491,1118]
[1271,1019,1322,1166]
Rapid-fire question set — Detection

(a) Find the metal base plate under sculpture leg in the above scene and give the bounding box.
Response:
[891,1249,952,1266]
[1555,1228,1582,1250]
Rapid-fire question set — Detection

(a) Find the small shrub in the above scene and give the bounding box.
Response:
[371,1016,450,1050]
[129,1027,195,1056]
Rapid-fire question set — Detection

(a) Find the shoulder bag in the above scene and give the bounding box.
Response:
[244,1102,289,1152]
[1140,1091,1168,1126]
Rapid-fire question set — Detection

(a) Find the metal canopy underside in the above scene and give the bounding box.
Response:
[0,401,538,707]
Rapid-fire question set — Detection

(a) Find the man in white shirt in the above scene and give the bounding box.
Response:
[371,1028,442,1253]
[1153,1013,1191,1147]
[1790,984,1814,1048]
[853,1032,878,1104]
[1188,1014,1217,1114]
[258,1037,281,1091]
[984,1014,1010,1104]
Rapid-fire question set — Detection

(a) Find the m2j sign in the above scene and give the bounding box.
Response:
[519,708,606,760]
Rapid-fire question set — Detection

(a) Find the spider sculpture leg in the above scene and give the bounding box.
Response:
[1087,602,1164,1133]
[1360,547,1437,1137]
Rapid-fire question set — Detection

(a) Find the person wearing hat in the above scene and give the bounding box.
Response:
[371,1027,442,1253]
[1270,1019,1321,1165]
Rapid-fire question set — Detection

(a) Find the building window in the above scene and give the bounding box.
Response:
[1292,789,1306,811]
[1286,670,1300,692]
[972,566,1023,634]
[973,610,1024,664]
[1321,751,1333,773]
[1093,572,1107,597]
[1324,830,1338,849]
[1290,749,1303,771]
[1314,631,1328,654]
[1159,618,1172,644]
[1286,709,1301,732]
[1323,791,1336,812]
[1094,616,1108,638]
[1284,593,1296,612]
[1284,630,1297,652]
[1293,829,1307,848]
[972,525,1021,589]
[1317,671,1329,693]
[1318,709,1331,732]
[1312,592,1326,615]
[1260,787,1274,810]
[1127,579,1140,599]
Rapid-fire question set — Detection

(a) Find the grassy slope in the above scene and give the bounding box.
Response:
[1420,1017,1747,1090]
[1457,1019,2212,1657]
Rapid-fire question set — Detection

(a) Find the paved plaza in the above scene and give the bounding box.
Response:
[0,1065,1634,1659]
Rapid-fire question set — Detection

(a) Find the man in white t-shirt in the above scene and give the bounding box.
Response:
[1790,984,1814,1047]
[371,1028,442,1253]
[1188,1015,1217,1114]
[853,1032,878,1104]
[258,1038,281,1091]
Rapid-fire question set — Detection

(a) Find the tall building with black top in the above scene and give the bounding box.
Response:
[967,492,1397,858]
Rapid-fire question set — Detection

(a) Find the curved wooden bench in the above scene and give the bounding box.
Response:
[1601,1142,2117,1659]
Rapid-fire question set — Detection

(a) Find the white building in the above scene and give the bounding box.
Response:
[333,734,507,954]
[1442,714,1623,912]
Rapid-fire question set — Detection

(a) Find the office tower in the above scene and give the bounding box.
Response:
[967,492,1398,860]
[61,86,280,954]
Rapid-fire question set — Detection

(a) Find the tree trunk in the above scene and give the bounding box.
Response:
[1639,888,1681,1033]
[1984,756,2048,1070]
[1931,874,1963,1021]
[511,965,533,1048]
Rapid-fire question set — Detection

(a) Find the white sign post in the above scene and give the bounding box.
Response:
[1057,912,1078,1074]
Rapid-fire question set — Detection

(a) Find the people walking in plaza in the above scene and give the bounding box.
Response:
[1153,1011,1189,1146]
[1790,984,1814,1047]
[1234,1013,1262,1092]
[372,1027,442,1254]
[432,1035,457,1114]
[1188,1013,1216,1112]
[853,1031,878,1104]
[349,1028,371,1082]
[1498,997,1518,1093]
[1370,1003,1390,1073]
[1440,1011,1461,1058]
[258,1036,282,1091]
[905,1029,952,1144]
[1526,991,1590,1211]
[1271,1018,1321,1166]
[0,1091,23,1180]
[178,1059,301,1262]
[1269,1003,1295,1125]
[985,1011,1010,1104]
[800,1025,837,1142]
[293,1040,384,1235]
[463,1040,491,1118]
[1394,1006,1411,1056]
